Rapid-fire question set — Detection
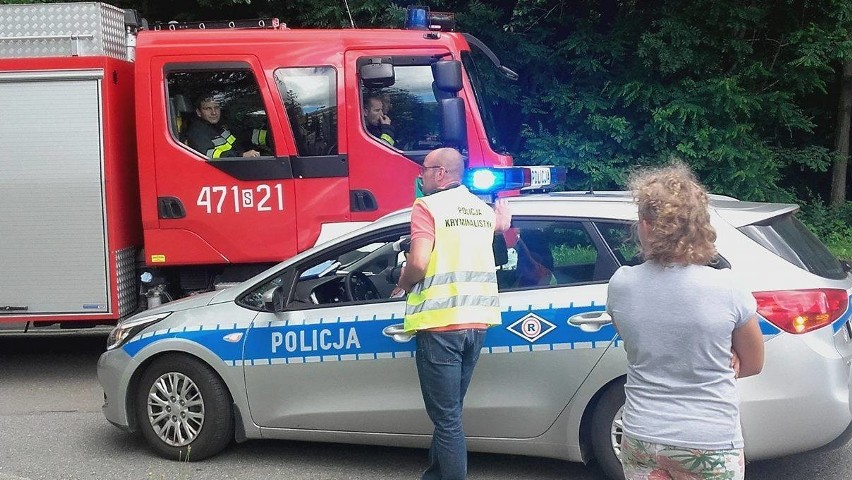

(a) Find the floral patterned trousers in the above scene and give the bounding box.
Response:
[620,435,745,480]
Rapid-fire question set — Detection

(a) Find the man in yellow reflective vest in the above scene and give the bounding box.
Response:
[391,148,511,480]
[186,94,261,159]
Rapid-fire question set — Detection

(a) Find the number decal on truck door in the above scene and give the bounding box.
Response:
[197,184,284,214]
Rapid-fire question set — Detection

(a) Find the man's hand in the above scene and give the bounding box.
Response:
[390,286,407,298]
[380,114,392,126]
[242,149,261,158]
[493,198,512,233]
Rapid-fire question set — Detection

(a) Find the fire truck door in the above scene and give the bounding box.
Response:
[345,50,453,221]
[0,70,110,314]
[145,57,301,266]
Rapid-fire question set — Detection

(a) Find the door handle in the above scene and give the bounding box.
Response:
[382,323,414,343]
[567,311,613,333]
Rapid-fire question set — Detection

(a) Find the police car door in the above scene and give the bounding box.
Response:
[241,226,433,434]
[456,217,619,439]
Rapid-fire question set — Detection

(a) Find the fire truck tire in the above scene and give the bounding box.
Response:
[590,379,626,480]
[135,354,234,461]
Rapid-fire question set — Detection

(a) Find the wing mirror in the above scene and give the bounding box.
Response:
[263,286,286,313]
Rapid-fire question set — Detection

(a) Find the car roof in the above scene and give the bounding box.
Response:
[507,192,798,227]
[374,191,799,230]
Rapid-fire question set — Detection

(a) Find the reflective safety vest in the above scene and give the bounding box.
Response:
[404,185,501,332]
[206,129,237,158]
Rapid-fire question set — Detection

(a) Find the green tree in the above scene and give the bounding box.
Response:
[455,0,852,200]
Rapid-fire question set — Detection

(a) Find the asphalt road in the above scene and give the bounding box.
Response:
[0,331,850,480]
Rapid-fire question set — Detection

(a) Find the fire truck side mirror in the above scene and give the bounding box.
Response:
[432,60,462,93]
[440,97,466,146]
[263,286,286,313]
[360,61,395,89]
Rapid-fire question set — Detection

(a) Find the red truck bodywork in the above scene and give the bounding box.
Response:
[0,3,511,325]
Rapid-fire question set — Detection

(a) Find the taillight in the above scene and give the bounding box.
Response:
[753,289,849,334]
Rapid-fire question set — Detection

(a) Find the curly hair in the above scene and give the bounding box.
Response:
[628,161,717,266]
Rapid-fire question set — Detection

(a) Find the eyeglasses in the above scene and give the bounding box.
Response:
[420,165,443,174]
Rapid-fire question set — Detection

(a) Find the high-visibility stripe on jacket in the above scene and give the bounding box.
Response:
[252,128,268,146]
[206,129,237,158]
[404,185,501,332]
[379,132,395,146]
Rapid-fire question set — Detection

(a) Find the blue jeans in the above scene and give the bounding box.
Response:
[416,328,487,480]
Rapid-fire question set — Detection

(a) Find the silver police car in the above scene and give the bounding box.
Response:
[98,192,852,479]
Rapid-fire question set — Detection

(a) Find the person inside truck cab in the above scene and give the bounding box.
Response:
[363,95,395,147]
[185,94,261,159]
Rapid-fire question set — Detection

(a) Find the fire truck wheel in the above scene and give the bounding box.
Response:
[589,378,626,480]
[135,354,234,461]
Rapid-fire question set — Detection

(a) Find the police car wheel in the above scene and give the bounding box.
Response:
[135,354,234,461]
[590,379,626,480]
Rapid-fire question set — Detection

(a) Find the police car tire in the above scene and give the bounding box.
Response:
[590,379,626,480]
[135,354,234,461]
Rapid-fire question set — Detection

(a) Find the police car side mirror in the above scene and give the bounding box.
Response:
[263,286,286,313]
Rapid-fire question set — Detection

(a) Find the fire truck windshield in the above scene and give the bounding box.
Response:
[461,49,509,154]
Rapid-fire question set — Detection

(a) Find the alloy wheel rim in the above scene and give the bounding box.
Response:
[146,371,205,447]
[610,405,624,459]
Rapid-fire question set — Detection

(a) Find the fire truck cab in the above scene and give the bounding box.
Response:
[0,2,515,326]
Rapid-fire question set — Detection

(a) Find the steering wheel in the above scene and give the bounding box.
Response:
[344,271,381,302]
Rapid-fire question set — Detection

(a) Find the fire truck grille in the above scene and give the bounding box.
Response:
[115,247,138,317]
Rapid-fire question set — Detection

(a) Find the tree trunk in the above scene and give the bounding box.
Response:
[830,61,852,208]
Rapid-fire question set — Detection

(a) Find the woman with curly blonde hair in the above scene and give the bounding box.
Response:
[606,161,764,480]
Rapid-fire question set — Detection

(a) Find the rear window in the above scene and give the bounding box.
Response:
[739,213,847,280]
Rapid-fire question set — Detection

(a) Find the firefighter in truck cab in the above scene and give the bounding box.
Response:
[186,92,261,159]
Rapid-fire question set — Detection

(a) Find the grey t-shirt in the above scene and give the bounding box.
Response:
[606,262,757,450]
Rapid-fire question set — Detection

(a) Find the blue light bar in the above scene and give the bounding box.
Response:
[463,166,565,194]
[464,167,527,194]
[405,6,429,30]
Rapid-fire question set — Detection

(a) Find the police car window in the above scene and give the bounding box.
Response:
[361,64,441,152]
[595,222,642,266]
[289,234,408,307]
[497,220,600,291]
[242,231,410,311]
[166,68,273,158]
[274,67,338,157]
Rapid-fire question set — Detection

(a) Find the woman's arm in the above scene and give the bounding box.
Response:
[731,315,764,378]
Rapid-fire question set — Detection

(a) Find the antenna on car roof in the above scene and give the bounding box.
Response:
[343,0,356,28]
[586,177,595,195]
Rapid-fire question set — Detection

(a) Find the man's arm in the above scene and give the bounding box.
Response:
[185,124,209,154]
[396,237,433,292]
[390,201,433,297]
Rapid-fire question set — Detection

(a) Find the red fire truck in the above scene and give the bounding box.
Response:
[0,2,518,327]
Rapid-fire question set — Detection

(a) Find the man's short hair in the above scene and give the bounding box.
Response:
[363,95,383,109]
[195,92,220,109]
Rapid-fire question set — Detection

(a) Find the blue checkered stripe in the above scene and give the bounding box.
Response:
[122,301,618,366]
[122,293,817,366]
